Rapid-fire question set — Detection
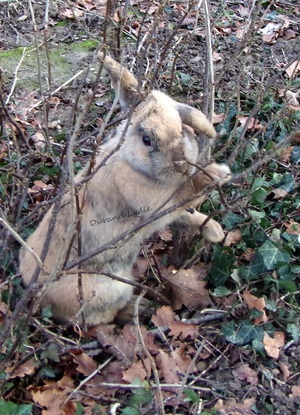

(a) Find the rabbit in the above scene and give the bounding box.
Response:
[19,52,231,327]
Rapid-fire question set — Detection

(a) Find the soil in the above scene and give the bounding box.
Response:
[0,1,300,414]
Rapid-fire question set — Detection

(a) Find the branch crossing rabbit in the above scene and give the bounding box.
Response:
[19,53,231,326]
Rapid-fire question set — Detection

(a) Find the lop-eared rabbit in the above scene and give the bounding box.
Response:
[19,53,231,327]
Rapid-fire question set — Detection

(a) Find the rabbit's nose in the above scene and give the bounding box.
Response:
[174,160,189,174]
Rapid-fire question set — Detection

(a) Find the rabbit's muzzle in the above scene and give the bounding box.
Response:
[174,160,190,175]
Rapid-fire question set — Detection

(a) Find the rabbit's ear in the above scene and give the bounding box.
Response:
[176,103,216,139]
[98,51,141,109]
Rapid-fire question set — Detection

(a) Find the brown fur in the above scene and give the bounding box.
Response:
[19,54,231,327]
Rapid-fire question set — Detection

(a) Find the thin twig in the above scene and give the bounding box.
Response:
[134,291,165,415]
[0,216,43,268]
[5,47,27,105]
[64,356,114,404]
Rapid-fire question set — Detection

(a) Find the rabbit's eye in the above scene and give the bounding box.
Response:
[142,135,152,146]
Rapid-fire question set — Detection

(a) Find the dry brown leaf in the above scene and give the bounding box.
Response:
[0,143,8,159]
[291,131,300,143]
[212,51,223,62]
[0,301,11,324]
[291,385,300,398]
[170,344,195,373]
[151,305,176,327]
[279,361,290,381]
[89,361,124,394]
[285,91,300,108]
[272,188,288,199]
[263,332,285,359]
[132,257,149,277]
[30,376,76,415]
[94,324,134,365]
[60,8,84,19]
[286,60,300,79]
[156,349,180,383]
[168,321,198,340]
[139,2,159,14]
[167,267,210,310]
[158,227,173,242]
[31,132,46,150]
[277,146,294,163]
[5,359,37,379]
[72,352,98,376]
[214,397,256,414]
[224,229,242,246]
[283,28,297,40]
[283,219,300,235]
[233,364,258,385]
[212,112,225,124]
[33,180,50,190]
[243,291,268,324]
[240,247,254,262]
[235,27,246,39]
[259,22,282,43]
[238,116,263,130]
[122,324,160,354]
[122,361,148,383]
[238,5,250,17]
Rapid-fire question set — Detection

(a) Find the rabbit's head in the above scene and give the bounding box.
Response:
[99,52,217,184]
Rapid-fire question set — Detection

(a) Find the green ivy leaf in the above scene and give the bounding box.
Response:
[251,176,267,190]
[287,323,300,341]
[0,401,32,415]
[212,287,232,297]
[258,240,291,270]
[209,246,235,286]
[277,172,295,192]
[183,388,200,404]
[222,320,264,346]
[278,280,298,292]
[248,209,266,223]
[222,211,244,230]
[290,146,300,164]
[239,253,267,280]
[121,407,140,415]
[251,187,268,205]
[76,402,84,415]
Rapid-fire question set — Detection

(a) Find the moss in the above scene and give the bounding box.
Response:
[55,21,68,27]
[0,40,100,91]
[69,39,99,52]
[0,47,28,60]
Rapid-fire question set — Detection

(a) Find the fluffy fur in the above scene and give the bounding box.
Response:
[19,54,231,326]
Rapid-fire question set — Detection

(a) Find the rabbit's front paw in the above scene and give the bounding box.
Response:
[205,163,231,185]
[201,219,225,243]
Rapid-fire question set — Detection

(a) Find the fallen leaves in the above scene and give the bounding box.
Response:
[263,332,285,359]
[152,306,198,340]
[30,376,76,415]
[224,229,242,246]
[166,267,211,310]
[291,386,300,399]
[283,219,300,235]
[5,359,37,379]
[286,60,300,79]
[122,360,150,383]
[214,397,256,415]
[233,364,258,385]
[238,116,263,130]
[259,22,284,43]
[243,291,268,325]
[258,17,296,44]
[72,352,98,376]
